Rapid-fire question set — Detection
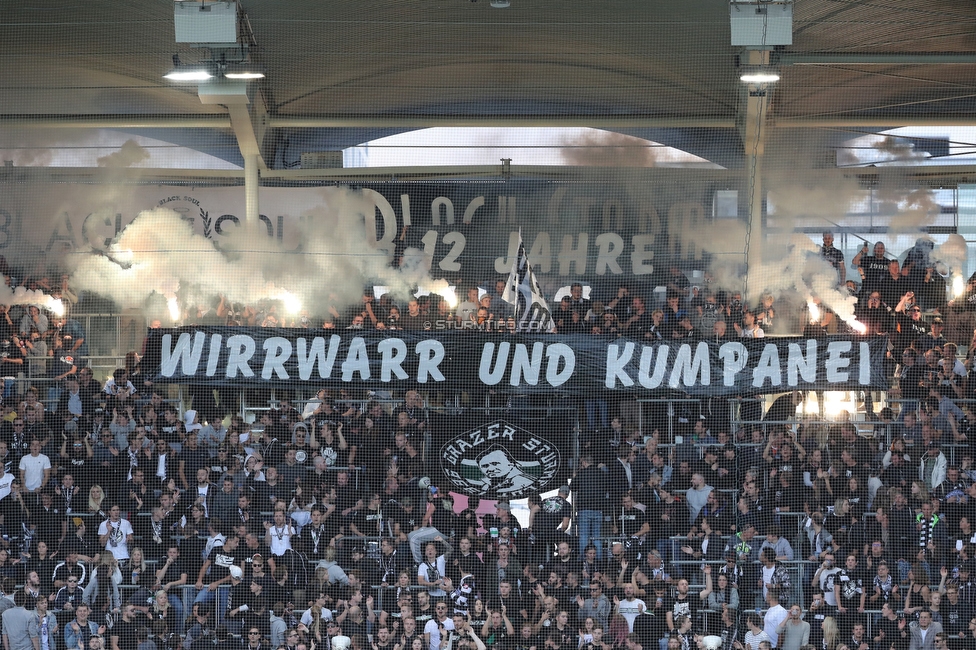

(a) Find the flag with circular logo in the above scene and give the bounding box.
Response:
[439,419,562,499]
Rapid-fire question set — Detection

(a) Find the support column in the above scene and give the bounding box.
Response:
[739,49,772,298]
[244,154,259,224]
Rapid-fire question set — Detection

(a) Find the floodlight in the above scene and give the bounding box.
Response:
[740,71,780,84]
[223,62,266,79]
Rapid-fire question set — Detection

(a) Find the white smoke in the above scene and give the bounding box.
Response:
[96,140,150,168]
[68,187,458,321]
[740,234,862,332]
[0,286,64,316]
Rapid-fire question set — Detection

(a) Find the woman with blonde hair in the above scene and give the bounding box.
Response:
[821,616,840,650]
[88,484,106,517]
[82,553,121,626]
[304,601,327,643]
[910,480,931,506]
[123,546,147,586]
[149,589,179,632]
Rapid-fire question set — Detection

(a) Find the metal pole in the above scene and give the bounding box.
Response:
[244,154,259,225]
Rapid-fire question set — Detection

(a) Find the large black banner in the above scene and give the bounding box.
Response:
[147,328,888,396]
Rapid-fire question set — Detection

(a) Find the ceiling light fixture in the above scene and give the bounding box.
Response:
[163,55,213,82]
[740,70,780,84]
[490,0,510,7]
[223,62,266,79]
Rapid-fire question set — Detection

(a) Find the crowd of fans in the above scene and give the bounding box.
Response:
[1,234,976,650]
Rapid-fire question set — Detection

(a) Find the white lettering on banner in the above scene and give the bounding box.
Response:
[752,344,782,388]
[296,336,341,381]
[826,340,852,383]
[159,332,207,377]
[415,340,445,383]
[262,337,293,380]
[558,233,588,275]
[594,233,624,275]
[461,196,484,225]
[859,342,871,385]
[603,339,863,391]
[206,334,222,376]
[342,337,371,381]
[638,344,669,388]
[605,342,636,388]
[225,335,256,378]
[528,232,552,273]
[669,342,711,388]
[441,421,517,467]
[544,343,575,387]
[787,340,817,386]
[631,234,656,275]
[359,189,398,253]
[153,330,880,392]
[3,184,731,277]
[479,341,510,386]
[718,342,748,387]
[511,342,545,386]
[478,341,575,387]
[378,338,409,382]
[400,194,412,227]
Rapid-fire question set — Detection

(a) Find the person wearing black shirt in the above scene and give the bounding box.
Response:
[941,584,971,639]
[663,574,712,638]
[623,296,655,336]
[153,545,188,631]
[555,298,585,334]
[546,541,581,584]
[29,490,63,548]
[573,456,608,561]
[297,505,333,565]
[110,603,141,650]
[223,568,250,634]
[852,242,890,293]
[486,580,522,624]
[854,290,892,336]
[614,494,649,538]
[834,554,866,637]
[449,536,483,587]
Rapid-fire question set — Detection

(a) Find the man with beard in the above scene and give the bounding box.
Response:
[852,241,891,296]
[821,233,845,284]
[663,571,712,638]
[109,603,141,650]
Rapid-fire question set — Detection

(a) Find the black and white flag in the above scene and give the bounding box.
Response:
[502,230,552,332]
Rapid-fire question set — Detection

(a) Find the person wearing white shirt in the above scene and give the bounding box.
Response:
[614,584,646,633]
[424,601,455,650]
[264,509,295,574]
[763,588,789,648]
[97,504,134,562]
[18,439,50,493]
[735,310,765,339]
[0,470,14,501]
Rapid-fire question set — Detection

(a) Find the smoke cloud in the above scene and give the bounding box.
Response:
[68,187,460,323]
[559,131,659,168]
[96,140,150,168]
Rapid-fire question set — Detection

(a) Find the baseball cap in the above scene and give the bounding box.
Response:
[229,566,243,580]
